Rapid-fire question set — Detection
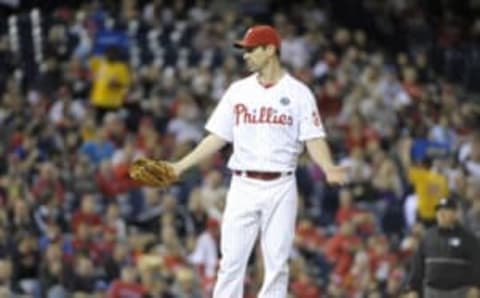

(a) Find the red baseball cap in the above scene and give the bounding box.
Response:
[207,218,220,230]
[234,25,281,49]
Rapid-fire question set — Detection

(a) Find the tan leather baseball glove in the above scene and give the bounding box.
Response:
[129,158,178,187]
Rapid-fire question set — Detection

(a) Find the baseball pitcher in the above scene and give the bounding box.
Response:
[131,25,347,298]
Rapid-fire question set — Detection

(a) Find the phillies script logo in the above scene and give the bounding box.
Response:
[234,104,293,125]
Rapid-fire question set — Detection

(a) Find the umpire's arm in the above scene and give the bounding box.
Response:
[406,238,426,295]
[468,234,480,297]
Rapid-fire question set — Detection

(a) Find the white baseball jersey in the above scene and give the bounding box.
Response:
[205,73,325,172]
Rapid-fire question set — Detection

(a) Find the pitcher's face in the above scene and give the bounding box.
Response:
[243,45,274,72]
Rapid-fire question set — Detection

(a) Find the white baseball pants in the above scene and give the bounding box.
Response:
[213,173,298,298]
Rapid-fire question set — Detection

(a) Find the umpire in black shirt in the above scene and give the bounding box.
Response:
[406,197,480,298]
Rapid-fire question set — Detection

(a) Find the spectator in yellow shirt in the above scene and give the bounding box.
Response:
[408,157,449,226]
[89,46,130,123]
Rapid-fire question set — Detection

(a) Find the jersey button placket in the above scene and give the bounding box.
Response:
[258,89,270,164]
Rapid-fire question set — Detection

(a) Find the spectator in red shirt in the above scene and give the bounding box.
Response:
[344,113,380,152]
[31,162,65,204]
[70,193,102,234]
[290,257,322,298]
[107,265,147,298]
[96,160,139,199]
[324,222,361,278]
[335,188,360,225]
[335,188,376,236]
[367,236,395,282]
[291,273,321,298]
[70,222,95,260]
[316,76,343,119]
[134,117,160,154]
[111,136,140,179]
[295,217,326,251]
[93,226,117,263]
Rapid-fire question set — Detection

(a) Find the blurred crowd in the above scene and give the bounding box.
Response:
[0,0,479,297]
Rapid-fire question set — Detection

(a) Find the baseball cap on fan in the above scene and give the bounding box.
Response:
[234,25,281,49]
[435,197,458,211]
